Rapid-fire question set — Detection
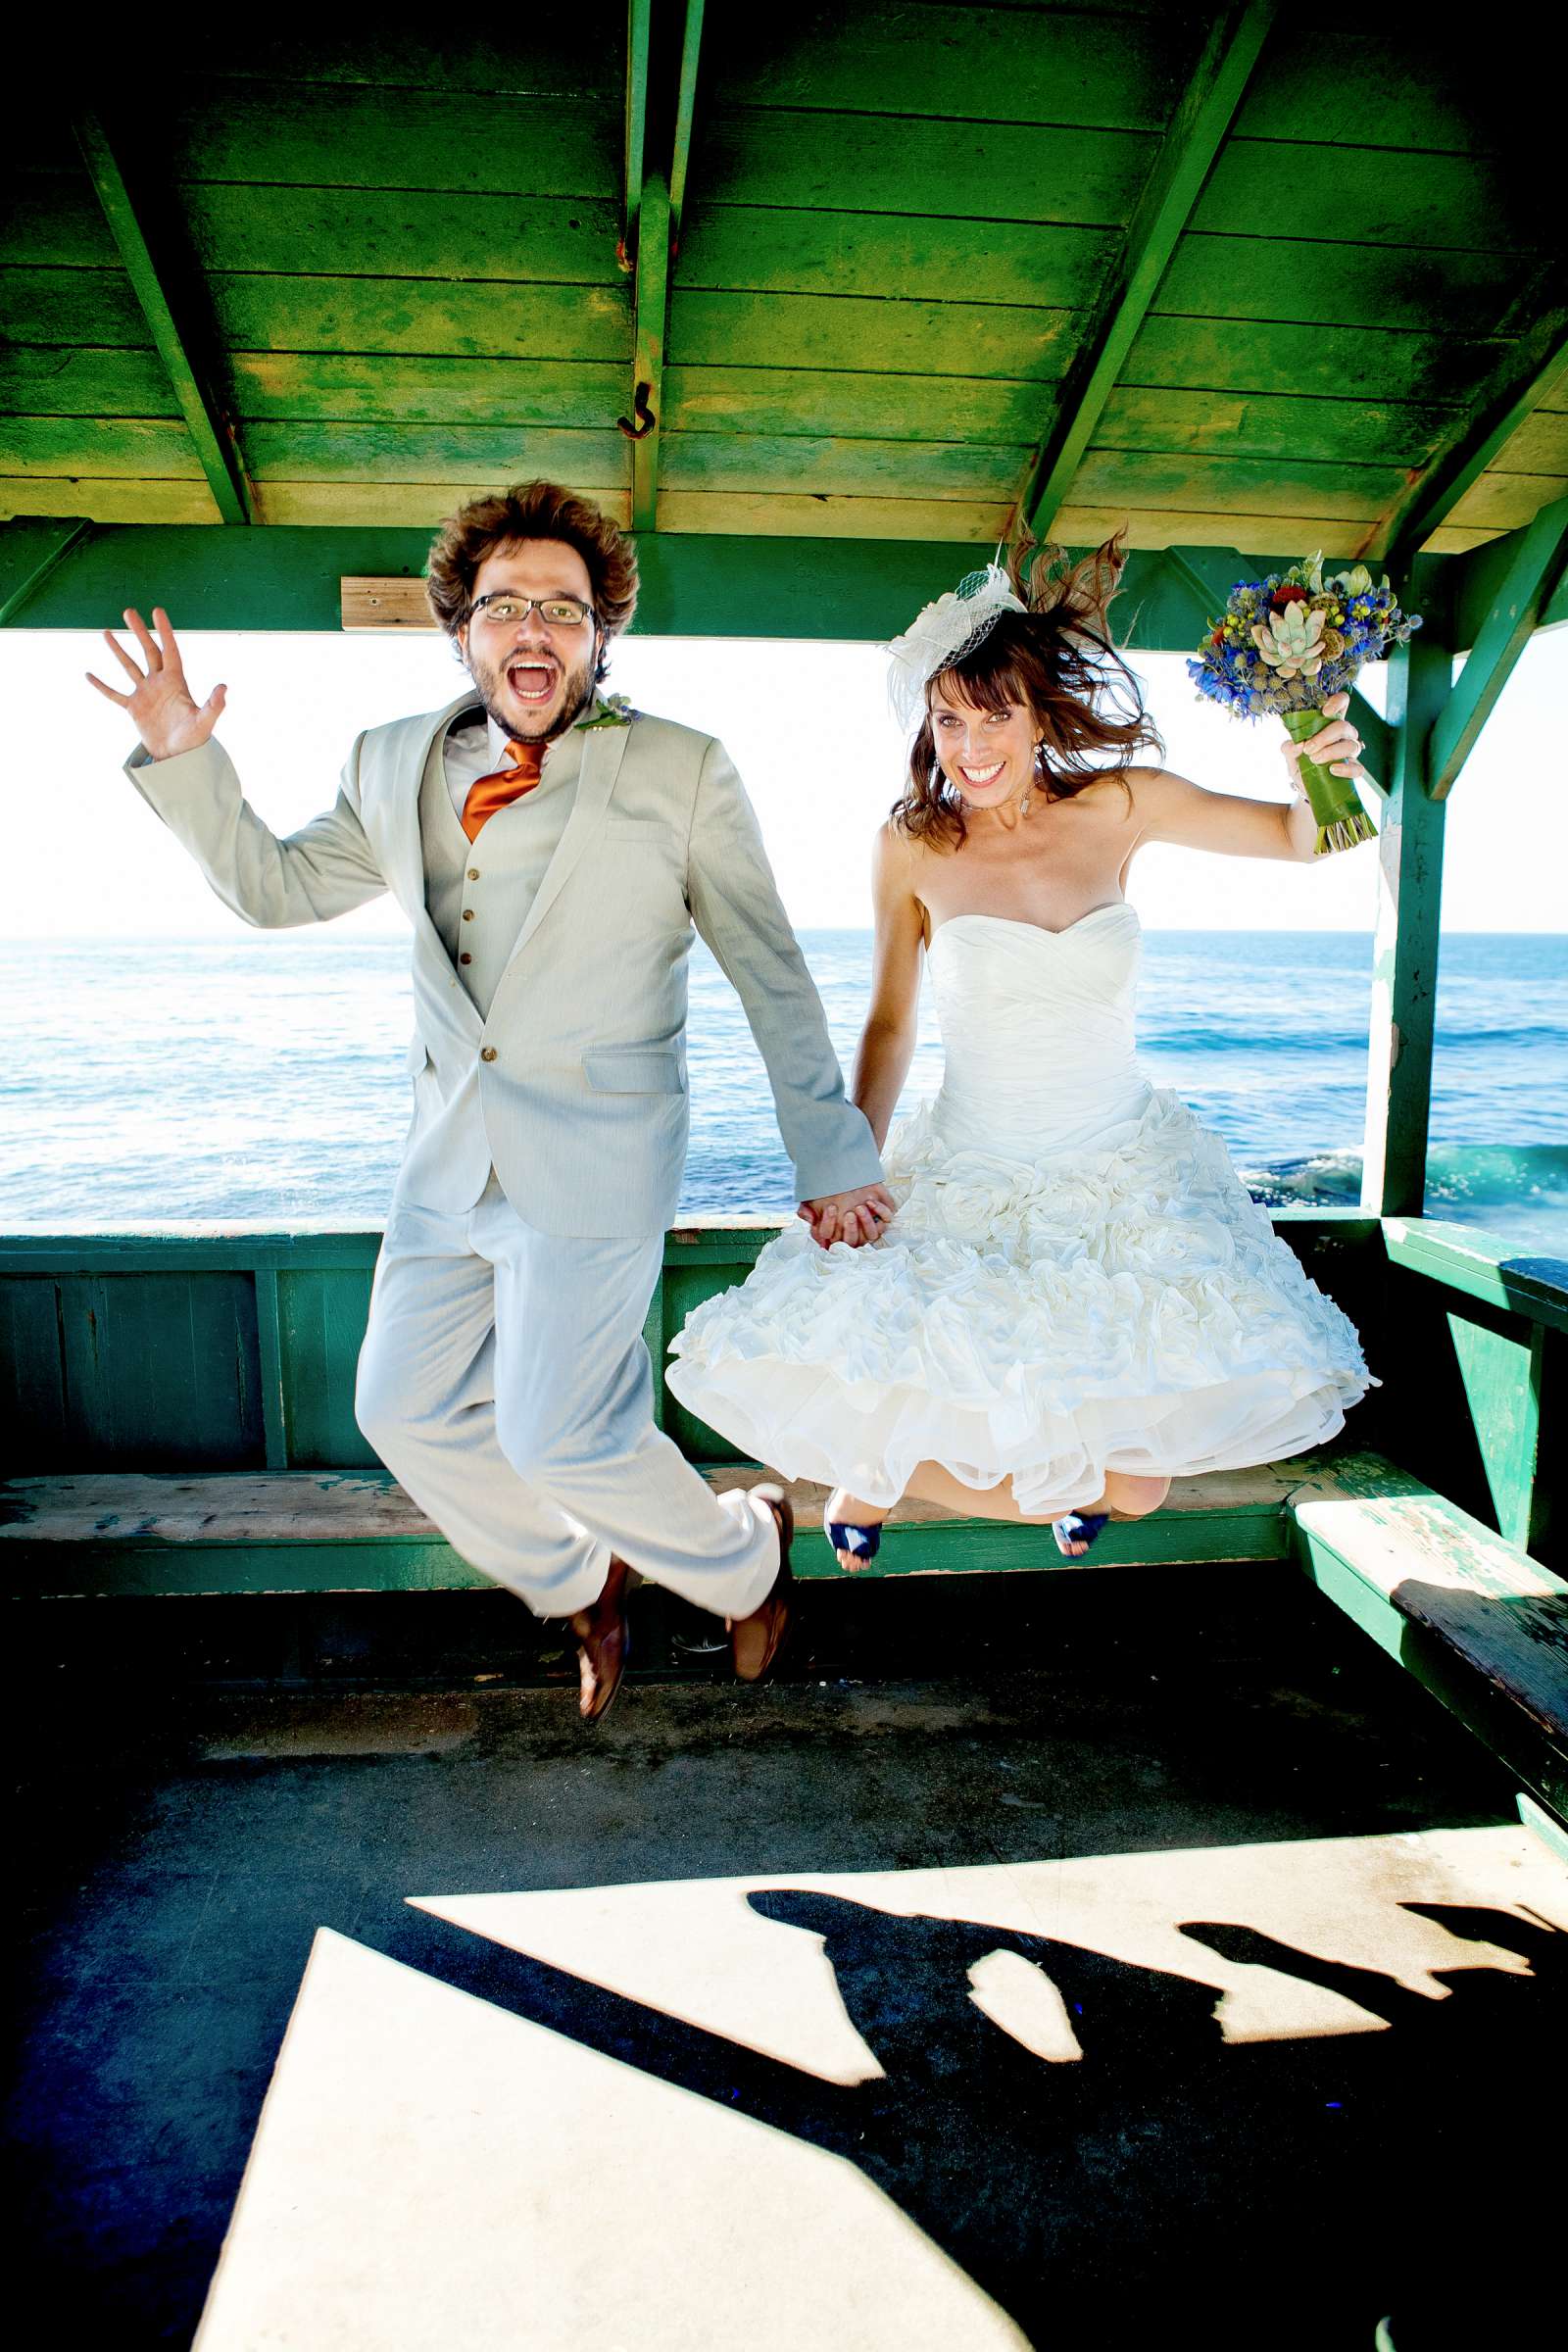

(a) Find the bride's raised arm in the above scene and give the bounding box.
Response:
[1128,690,1374,865]
[850,823,926,1150]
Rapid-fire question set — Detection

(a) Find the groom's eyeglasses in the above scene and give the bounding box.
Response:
[467,593,593,629]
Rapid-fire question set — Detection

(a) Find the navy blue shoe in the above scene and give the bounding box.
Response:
[1053,1510,1109,1558]
[825,1515,883,1569]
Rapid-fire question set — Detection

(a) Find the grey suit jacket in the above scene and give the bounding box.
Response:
[126,696,883,1236]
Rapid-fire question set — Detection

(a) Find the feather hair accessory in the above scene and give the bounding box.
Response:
[885,562,1024,732]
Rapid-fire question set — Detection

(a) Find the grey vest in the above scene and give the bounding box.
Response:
[417,721,581,1021]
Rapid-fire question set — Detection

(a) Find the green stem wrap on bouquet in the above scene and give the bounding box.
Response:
[1282,707,1377,858]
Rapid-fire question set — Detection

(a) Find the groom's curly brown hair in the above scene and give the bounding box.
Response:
[424,481,639,680]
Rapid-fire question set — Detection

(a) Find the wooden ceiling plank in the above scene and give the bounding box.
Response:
[1157,235,1529,337]
[1426,492,1568,799]
[668,291,1075,380]
[659,430,1028,498]
[708,6,1186,133]
[164,82,616,199]
[1094,386,1460,470]
[0,477,222,525]
[179,184,622,285]
[664,366,1048,443]
[675,207,1112,310]
[0,268,148,348]
[210,278,633,365]
[1124,316,1514,407]
[241,422,630,485]
[72,111,252,526]
[693,110,1152,228]
[1018,0,1279,541]
[0,346,177,419]
[1371,302,1568,570]
[227,354,628,430]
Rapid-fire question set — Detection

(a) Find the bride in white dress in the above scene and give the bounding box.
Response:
[666,536,1376,1563]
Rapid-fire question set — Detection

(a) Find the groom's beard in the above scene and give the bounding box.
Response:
[466,639,598,744]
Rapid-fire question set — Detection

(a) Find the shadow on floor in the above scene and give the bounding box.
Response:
[371,1886,1561,2351]
[6,1573,1554,2349]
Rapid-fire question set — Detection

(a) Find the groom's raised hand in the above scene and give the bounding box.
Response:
[87,607,227,760]
[798,1183,897,1250]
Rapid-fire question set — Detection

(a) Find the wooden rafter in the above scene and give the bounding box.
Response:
[1426,492,1568,800]
[1373,301,1568,574]
[1014,0,1278,542]
[623,0,653,262]
[623,0,706,533]
[73,111,252,527]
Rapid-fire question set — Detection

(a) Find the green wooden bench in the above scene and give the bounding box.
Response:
[1289,1452,1568,1822]
[9,1447,1563,1827]
[0,1453,1330,1595]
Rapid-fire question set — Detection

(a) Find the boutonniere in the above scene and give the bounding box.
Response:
[575,694,635,732]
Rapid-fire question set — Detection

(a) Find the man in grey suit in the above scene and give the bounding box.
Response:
[90,479,893,1719]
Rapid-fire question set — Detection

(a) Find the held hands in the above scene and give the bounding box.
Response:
[1279,691,1367,790]
[797,1182,897,1250]
[86,607,226,760]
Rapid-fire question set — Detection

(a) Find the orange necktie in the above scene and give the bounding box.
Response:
[461,740,544,842]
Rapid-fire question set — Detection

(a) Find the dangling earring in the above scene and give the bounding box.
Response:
[1019,741,1043,819]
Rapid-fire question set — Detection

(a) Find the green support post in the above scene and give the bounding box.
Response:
[1360,610,1450,1219]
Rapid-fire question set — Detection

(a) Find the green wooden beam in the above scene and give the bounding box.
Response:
[1016,0,1278,540]
[1360,592,1450,1218]
[668,0,705,239]
[1427,492,1568,800]
[1374,300,1568,574]
[73,110,252,527]
[623,0,653,259]
[0,519,94,628]
[630,172,670,534]
[0,519,1322,643]
[623,2,704,532]
[1158,545,1392,792]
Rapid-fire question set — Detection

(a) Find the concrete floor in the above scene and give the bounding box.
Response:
[8,1563,1566,2350]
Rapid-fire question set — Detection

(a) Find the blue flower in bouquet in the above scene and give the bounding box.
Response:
[1187,555,1420,722]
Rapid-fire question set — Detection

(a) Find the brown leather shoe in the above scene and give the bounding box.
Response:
[570,1554,631,1723]
[729,1485,794,1683]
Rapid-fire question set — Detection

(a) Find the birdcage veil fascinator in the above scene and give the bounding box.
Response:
[885,533,1133,733]
[885,563,1025,732]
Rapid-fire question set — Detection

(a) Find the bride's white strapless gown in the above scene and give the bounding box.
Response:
[666,907,1374,1516]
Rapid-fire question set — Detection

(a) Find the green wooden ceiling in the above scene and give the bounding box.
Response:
[3,1,1566,564]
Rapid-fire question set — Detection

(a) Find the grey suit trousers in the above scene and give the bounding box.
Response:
[355,1177,781,1619]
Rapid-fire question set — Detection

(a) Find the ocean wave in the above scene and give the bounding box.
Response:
[1239,1143,1568,1232]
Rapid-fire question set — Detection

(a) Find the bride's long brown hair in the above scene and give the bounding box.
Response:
[889,528,1163,851]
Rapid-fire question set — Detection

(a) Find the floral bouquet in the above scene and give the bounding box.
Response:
[1187,556,1421,854]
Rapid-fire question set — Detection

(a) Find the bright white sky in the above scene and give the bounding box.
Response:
[3,622,1562,936]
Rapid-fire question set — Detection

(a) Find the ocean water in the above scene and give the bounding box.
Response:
[2,931,1566,1253]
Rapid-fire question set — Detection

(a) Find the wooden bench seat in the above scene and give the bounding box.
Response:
[2,1453,1346,1596]
[1289,1454,1568,1821]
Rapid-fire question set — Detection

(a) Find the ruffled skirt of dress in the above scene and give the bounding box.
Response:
[664,1089,1375,1517]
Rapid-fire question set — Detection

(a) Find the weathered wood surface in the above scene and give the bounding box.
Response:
[1292,1470,1568,1747]
[7,19,1565,561]
[0,1456,1322,1547]
[341,578,437,631]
